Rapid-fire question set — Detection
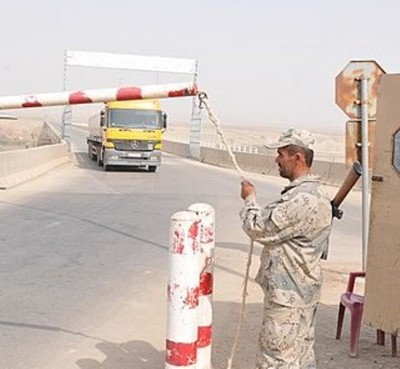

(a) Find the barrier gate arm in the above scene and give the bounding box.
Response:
[0,82,198,110]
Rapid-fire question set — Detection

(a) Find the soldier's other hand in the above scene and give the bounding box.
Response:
[241,180,256,200]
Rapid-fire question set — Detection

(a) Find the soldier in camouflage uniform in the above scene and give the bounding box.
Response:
[240,129,332,368]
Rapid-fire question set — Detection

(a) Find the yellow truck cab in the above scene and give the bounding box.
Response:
[87,99,166,172]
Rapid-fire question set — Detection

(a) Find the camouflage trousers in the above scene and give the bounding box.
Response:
[256,300,318,369]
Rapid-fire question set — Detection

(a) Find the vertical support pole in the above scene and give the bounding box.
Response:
[62,49,68,93]
[189,61,201,159]
[62,49,71,151]
[62,49,67,139]
[188,203,215,369]
[166,211,201,369]
[360,77,369,270]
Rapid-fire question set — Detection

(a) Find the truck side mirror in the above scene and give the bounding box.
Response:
[100,110,106,127]
[162,112,167,129]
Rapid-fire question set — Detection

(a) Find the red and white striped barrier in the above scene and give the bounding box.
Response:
[166,211,201,369]
[0,82,197,110]
[188,203,215,369]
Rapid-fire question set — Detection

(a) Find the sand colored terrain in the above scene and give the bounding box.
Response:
[0,118,44,150]
[164,122,346,162]
[0,118,61,151]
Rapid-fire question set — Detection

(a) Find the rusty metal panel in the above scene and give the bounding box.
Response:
[364,74,400,334]
[336,61,385,119]
[345,120,376,168]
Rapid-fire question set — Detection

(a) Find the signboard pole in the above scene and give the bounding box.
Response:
[335,60,385,269]
[360,76,370,270]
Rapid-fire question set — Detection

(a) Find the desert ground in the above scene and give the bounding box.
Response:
[164,121,346,163]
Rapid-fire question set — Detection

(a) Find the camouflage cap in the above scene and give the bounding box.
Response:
[264,128,315,150]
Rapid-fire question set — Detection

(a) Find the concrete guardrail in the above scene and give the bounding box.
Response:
[0,142,70,190]
[162,140,355,188]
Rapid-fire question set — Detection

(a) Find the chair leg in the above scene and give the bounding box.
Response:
[391,335,397,357]
[377,329,385,346]
[349,306,363,357]
[336,303,346,340]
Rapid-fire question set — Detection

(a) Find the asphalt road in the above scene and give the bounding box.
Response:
[0,125,363,369]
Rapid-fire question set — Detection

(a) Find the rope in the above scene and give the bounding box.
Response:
[198,92,246,181]
[198,92,254,369]
[226,239,254,369]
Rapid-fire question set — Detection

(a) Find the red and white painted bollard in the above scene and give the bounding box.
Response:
[188,203,215,369]
[0,82,197,110]
[166,211,201,369]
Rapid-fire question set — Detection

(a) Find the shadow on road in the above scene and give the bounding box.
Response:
[0,320,107,342]
[72,152,100,170]
[72,300,398,369]
[216,241,262,257]
[76,340,164,369]
[0,301,396,368]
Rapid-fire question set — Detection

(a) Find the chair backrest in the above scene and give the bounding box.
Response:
[346,271,366,293]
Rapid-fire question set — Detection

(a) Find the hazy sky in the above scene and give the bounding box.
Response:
[1,0,399,132]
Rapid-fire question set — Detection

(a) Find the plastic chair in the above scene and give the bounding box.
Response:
[336,271,366,357]
[377,329,398,357]
[336,271,398,357]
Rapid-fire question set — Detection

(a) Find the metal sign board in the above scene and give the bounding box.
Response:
[335,60,385,119]
[345,120,376,168]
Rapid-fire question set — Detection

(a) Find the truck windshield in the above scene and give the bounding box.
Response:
[109,109,162,129]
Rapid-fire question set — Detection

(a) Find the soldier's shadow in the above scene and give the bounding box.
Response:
[76,340,164,369]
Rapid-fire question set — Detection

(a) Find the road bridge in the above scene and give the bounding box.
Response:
[0,125,363,369]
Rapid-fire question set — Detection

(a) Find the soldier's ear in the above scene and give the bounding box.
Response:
[295,152,304,163]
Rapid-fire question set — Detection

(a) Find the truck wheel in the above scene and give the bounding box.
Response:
[148,166,157,173]
[97,148,103,166]
[88,142,95,161]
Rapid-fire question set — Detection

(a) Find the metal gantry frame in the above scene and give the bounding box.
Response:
[189,60,202,159]
[61,50,72,148]
[61,50,201,157]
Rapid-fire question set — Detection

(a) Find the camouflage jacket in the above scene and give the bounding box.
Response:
[240,175,332,308]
